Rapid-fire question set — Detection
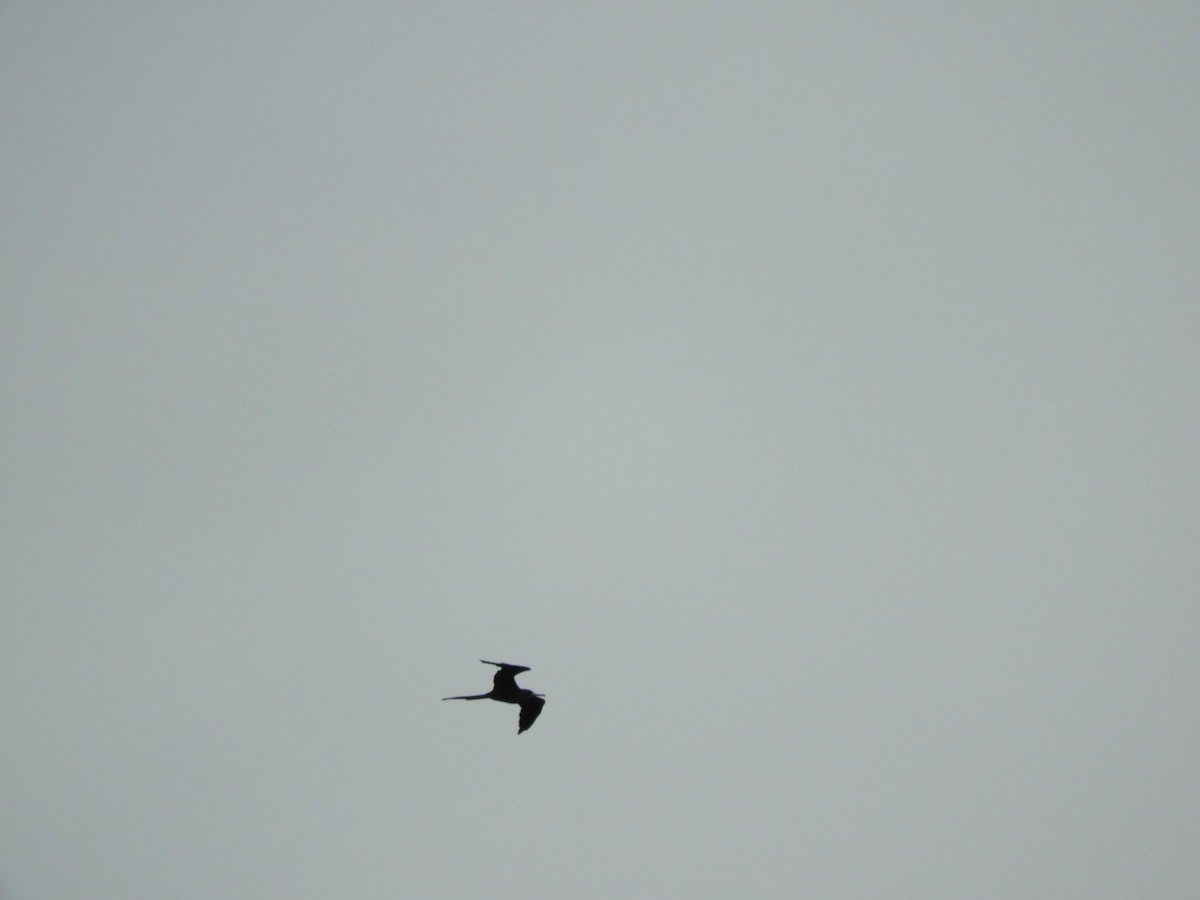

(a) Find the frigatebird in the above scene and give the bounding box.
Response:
[443,660,545,733]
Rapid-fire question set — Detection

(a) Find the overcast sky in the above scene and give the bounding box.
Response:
[2,3,1198,898]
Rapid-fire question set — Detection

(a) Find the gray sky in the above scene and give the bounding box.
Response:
[2,3,1197,898]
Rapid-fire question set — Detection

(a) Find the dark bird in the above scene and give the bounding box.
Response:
[443,660,546,733]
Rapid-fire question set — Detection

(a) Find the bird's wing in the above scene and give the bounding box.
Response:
[481,660,530,674]
[517,695,545,734]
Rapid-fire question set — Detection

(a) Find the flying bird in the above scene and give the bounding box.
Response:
[443,660,546,733]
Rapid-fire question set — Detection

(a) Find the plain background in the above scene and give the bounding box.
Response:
[2,3,1197,898]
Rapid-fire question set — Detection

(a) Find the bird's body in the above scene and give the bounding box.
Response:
[443,660,545,733]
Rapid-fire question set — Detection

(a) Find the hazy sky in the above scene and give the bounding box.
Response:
[2,4,1197,898]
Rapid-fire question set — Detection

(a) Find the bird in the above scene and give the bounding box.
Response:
[443,660,546,733]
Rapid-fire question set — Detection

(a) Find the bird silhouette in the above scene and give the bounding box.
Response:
[443,660,546,733]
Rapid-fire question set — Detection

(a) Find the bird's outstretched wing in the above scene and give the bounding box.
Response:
[480,659,530,673]
[517,695,545,734]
